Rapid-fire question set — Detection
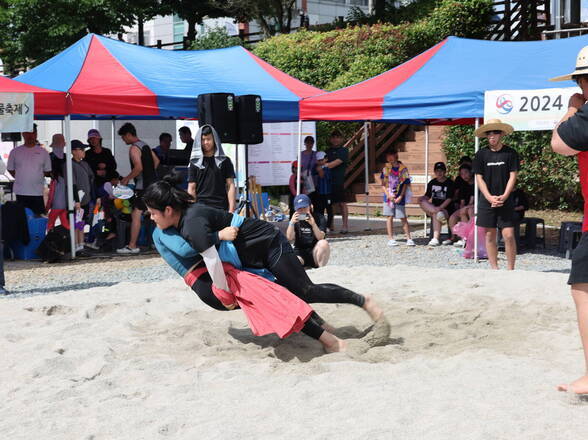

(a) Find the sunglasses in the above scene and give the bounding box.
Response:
[485,130,503,135]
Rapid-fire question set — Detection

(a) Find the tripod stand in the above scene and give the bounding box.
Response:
[235,144,258,218]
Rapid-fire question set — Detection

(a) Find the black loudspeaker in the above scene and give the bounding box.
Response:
[1,132,21,142]
[197,93,238,144]
[236,95,263,145]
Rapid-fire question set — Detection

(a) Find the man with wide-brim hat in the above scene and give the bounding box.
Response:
[551,45,588,395]
[472,118,519,271]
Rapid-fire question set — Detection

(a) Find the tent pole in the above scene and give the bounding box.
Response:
[296,119,302,195]
[363,122,371,230]
[423,124,429,235]
[474,118,480,262]
[111,118,115,157]
[235,143,239,192]
[64,115,76,259]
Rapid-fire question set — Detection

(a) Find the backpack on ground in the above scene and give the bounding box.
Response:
[36,225,72,263]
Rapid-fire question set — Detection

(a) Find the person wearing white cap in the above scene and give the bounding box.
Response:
[472,119,519,270]
[85,128,117,189]
[550,45,588,394]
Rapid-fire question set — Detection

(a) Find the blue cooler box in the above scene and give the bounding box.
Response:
[10,208,48,260]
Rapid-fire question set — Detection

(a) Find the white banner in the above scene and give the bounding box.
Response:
[247,122,316,186]
[0,93,34,132]
[484,88,579,131]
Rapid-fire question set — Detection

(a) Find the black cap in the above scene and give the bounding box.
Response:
[434,161,446,171]
[71,139,87,150]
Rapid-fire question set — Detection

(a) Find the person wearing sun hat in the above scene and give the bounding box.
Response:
[472,118,519,271]
[550,45,588,395]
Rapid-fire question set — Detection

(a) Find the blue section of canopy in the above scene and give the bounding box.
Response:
[381,35,587,121]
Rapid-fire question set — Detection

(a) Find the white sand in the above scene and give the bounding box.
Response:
[2,265,588,439]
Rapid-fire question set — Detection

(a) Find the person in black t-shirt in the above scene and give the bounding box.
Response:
[178,126,194,166]
[187,125,236,212]
[472,119,519,270]
[286,194,330,268]
[550,49,588,394]
[452,155,472,211]
[418,162,454,246]
[85,129,117,189]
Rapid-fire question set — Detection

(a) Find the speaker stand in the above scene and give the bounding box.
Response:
[236,144,257,218]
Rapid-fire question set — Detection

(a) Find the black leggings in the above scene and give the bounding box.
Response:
[190,273,325,339]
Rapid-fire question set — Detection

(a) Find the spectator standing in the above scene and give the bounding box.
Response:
[550,48,588,394]
[71,140,95,252]
[418,162,454,246]
[85,129,117,189]
[300,135,318,205]
[46,134,70,230]
[381,149,414,247]
[0,155,8,294]
[187,125,236,212]
[289,160,302,218]
[179,126,194,165]
[473,119,519,270]
[314,151,333,229]
[325,129,349,233]
[118,122,160,254]
[6,123,51,216]
[154,132,173,163]
[286,194,330,268]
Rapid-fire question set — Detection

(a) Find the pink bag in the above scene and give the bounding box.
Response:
[453,219,488,259]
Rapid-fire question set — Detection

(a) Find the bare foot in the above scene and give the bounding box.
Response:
[558,375,588,394]
[323,338,347,353]
[363,296,384,322]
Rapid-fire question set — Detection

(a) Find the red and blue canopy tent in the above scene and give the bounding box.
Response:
[15,33,322,121]
[0,76,66,116]
[10,33,323,257]
[300,35,588,252]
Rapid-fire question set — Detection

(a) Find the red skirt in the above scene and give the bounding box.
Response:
[184,263,312,339]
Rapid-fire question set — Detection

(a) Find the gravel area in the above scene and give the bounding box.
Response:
[4,224,571,297]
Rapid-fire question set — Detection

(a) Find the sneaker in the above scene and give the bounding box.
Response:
[75,244,84,252]
[442,239,453,246]
[436,211,446,222]
[406,239,416,246]
[85,241,100,250]
[428,238,440,246]
[387,239,398,247]
[0,287,9,295]
[117,246,140,255]
[453,239,465,247]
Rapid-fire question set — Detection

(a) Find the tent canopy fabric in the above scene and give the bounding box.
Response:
[0,76,67,116]
[15,34,322,121]
[300,35,588,122]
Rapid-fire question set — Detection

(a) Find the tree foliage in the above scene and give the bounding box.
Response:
[443,126,582,211]
[189,27,244,50]
[163,0,227,42]
[220,0,298,36]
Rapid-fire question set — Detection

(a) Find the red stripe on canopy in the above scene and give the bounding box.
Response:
[68,35,159,115]
[0,76,66,115]
[300,39,448,121]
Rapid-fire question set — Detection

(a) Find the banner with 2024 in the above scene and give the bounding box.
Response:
[484,88,579,131]
[0,93,34,133]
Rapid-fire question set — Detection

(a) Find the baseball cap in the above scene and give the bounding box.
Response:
[316,151,326,160]
[293,194,311,210]
[71,139,87,150]
[434,162,446,171]
[87,129,102,139]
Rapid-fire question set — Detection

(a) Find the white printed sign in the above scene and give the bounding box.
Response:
[247,122,316,186]
[484,88,579,131]
[0,93,34,132]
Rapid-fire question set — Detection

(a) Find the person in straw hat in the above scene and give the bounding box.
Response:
[472,118,519,270]
[551,45,588,394]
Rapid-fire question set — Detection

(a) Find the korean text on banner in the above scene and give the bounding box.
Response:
[484,88,578,131]
[0,93,34,133]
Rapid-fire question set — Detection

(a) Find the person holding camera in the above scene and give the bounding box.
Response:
[286,194,330,268]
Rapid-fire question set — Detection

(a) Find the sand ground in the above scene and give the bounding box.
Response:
[2,265,587,439]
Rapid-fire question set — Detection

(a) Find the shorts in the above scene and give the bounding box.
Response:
[569,232,588,285]
[16,195,46,216]
[331,184,346,204]
[132,190,147,212]
[382,203,406,218]
[294,248,318,268]
[476,204,515,229]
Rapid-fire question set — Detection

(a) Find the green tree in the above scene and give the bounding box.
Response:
[189,27,243,50]
[221,0,298,36]
[163,0,227,43]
